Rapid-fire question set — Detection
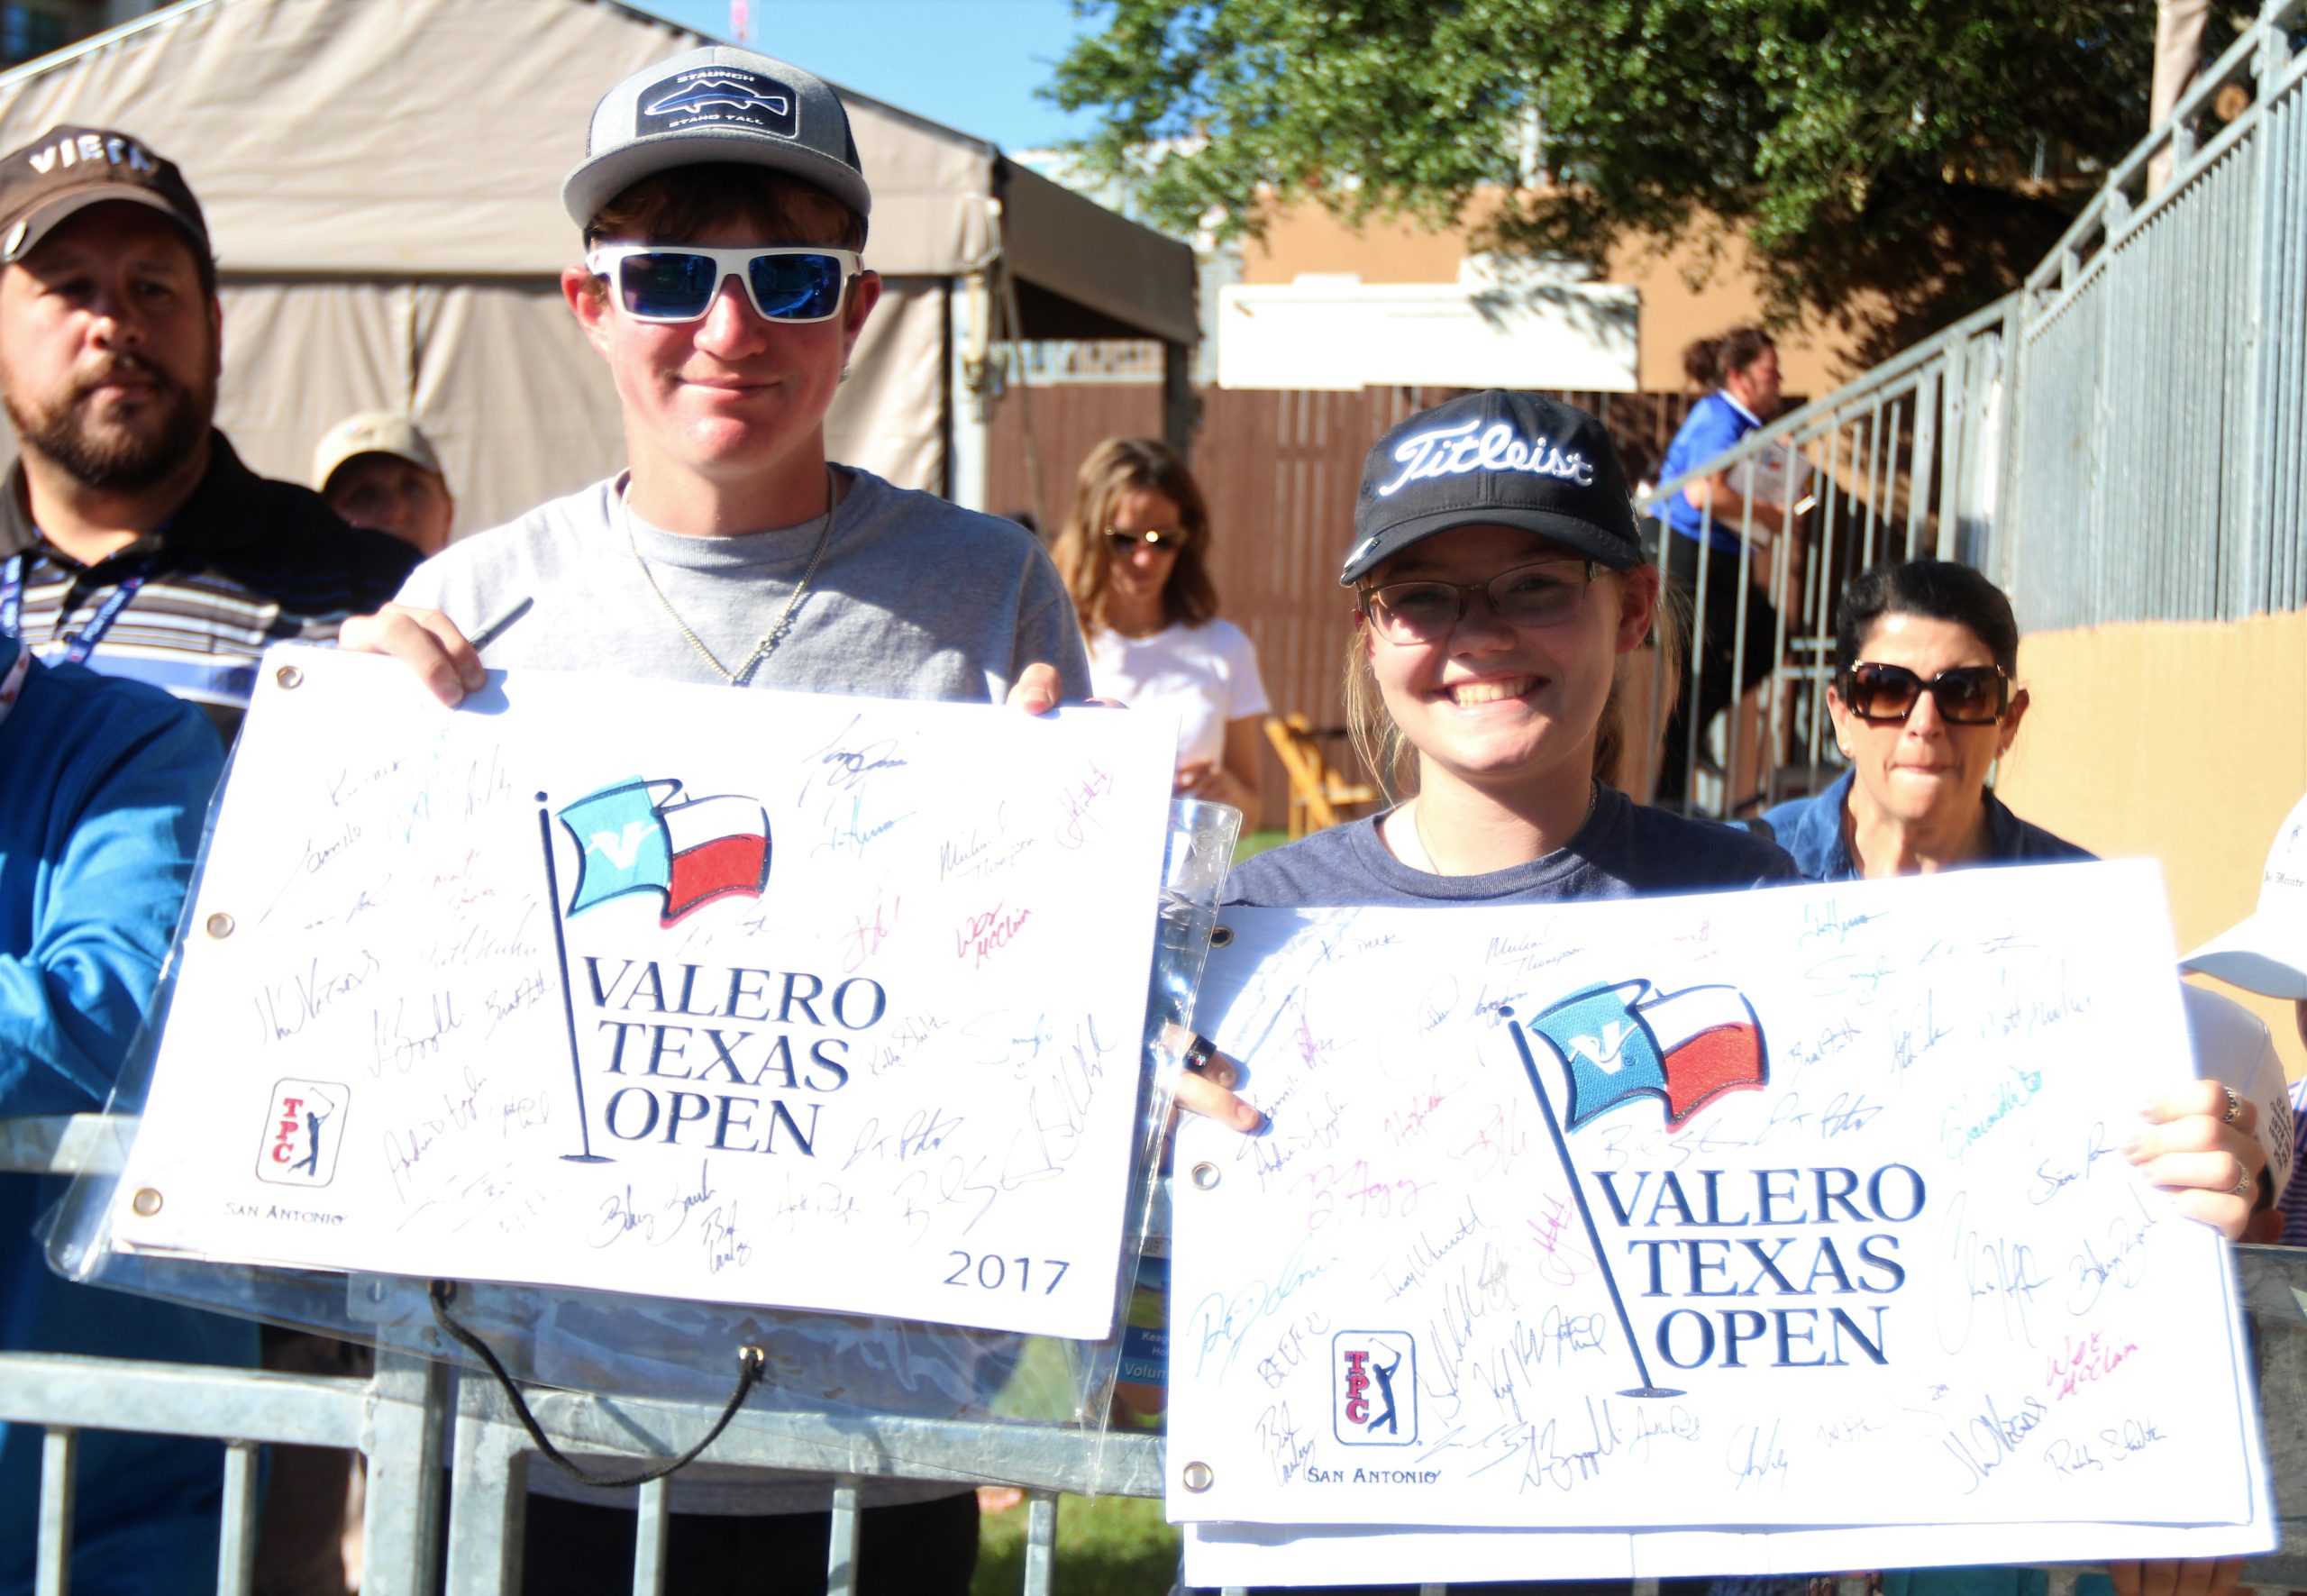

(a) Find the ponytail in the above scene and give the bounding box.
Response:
[1682,326,1775,392]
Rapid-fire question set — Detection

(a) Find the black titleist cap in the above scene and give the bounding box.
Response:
[1340,390,1642,585]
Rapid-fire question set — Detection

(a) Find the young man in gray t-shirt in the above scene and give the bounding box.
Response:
[342,41,1089,1594]
[346,45,1087,714]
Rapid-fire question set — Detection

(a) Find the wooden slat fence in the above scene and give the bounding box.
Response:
[987,385,1707,832]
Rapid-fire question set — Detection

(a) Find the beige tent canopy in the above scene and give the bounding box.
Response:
[0,0,1196,531]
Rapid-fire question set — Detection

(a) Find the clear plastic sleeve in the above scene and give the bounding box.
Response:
[45,786,1238,1482]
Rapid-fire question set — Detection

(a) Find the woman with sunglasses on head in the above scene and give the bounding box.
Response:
[1761,561,2088,880]
[1053,438,1269,814]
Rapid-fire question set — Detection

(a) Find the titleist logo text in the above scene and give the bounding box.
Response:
[1374,418,1595,497]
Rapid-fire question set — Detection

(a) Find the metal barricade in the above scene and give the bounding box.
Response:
[1645,0,2307,820]
[12,1112,2307,1591]
[0,1114,1141,1596]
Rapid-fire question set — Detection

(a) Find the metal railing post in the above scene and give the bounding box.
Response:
[217,1438,262,1596]
[363,1348,451,1596]
[1023,1490,1059,1596]
[35,1426,74,1596]
[445,1388,527,1596]
[827,1475,863,1596]
[632,1476,671,1596]
[2240,13,2300,619]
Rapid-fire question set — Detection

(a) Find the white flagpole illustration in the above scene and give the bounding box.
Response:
[536,792,612,1163]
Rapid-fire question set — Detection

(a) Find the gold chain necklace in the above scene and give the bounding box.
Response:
[622,466,840,687]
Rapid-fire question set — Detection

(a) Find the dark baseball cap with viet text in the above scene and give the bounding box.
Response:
[0,125,209,265]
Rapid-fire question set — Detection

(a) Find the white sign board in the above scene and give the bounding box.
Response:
[109,648,1174,1339]
[1169,864,2267,1564]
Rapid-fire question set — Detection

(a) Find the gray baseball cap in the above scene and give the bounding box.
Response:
[562,45,871,233]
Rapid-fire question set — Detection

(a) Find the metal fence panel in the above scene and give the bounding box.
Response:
[1633,0,2307,817]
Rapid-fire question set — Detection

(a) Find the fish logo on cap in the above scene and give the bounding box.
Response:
[639,68,798,139]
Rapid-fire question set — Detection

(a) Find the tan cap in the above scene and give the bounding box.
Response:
[312,412,445,494]
[2181,789,2307,999]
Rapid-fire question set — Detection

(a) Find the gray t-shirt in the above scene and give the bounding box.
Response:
[399,467,1090,702]
[1225,784,1800,907]
[398,467,1083,1518]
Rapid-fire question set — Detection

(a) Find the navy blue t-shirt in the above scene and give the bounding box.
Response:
[1224,784,1800,907]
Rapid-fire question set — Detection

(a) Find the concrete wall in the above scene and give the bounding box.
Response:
[1994,609,2307,1079]
[1234,188,1874,397]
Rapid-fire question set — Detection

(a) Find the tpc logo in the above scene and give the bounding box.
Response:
[1332,1330,1417,1446]
[256,1079,346,1187]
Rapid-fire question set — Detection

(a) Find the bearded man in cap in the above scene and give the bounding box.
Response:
[0,126,418,743]
[341,43,1093,1596]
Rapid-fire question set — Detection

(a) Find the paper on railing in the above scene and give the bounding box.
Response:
[1167,864,2268,1549]
[106,646,1174,1340]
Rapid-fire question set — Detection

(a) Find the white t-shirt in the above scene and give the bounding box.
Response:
[1087,617,1270,769]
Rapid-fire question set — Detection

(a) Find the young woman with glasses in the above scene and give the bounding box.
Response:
[1761,561,2090,880]
[1211,391,1794,914]
[1177,406,2267,1596]
[1053,437,1269,815]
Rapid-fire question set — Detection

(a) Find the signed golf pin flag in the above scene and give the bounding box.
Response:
[1527,980,1765,1129]
[556,778,771,926]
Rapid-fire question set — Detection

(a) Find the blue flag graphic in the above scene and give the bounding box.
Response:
[557,779,673,917]
[1527,980,1667,1130]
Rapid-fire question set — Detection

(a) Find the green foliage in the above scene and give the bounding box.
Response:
[1049,0,2161,359]
[1235,826,1290,863]
[971,1492,1181,1596]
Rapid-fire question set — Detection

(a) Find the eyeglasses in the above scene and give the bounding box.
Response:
[1358,560,1598,644]
[1840,661,2010,725]
[1105,527,1185,553]
[586,244,862,324]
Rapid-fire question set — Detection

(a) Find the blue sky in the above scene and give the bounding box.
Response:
[645,0,1107,150]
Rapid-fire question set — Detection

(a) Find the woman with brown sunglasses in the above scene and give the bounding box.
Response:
[1762,560,2090,880]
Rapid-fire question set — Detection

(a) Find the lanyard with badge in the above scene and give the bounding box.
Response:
[0,639,28,734]
[0,552,155,666]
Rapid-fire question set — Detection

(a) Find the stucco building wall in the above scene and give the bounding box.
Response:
[1994,609,2307,1077]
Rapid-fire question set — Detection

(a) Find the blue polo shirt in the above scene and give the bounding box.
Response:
[1761,770,2095,880]
[1652,390,1762,556]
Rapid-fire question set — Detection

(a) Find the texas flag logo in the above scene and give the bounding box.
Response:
[556,778,771,927]
[1526,980,1766,1131]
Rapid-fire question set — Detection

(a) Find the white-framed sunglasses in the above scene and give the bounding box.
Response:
[585,243,862,324]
